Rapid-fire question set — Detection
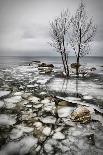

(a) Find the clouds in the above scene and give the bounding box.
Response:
[0,0,103,56]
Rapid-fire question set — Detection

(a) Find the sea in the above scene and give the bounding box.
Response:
[0,56,103,68]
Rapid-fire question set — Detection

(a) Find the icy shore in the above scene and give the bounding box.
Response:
[0,62,103,155]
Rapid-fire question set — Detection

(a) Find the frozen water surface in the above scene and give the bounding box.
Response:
[0,60,103,155]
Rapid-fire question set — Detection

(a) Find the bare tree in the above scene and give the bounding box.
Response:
[49,10,70,77]
[69,1,96,77]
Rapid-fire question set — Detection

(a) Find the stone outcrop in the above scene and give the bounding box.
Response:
[71,106,91,123]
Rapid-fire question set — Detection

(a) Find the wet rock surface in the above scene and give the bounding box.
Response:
[0,63,103,155]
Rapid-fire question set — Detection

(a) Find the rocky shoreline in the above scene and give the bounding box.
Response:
[0,61,103,155]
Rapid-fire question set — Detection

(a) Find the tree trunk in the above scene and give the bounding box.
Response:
[64,52,69,77]
[61,52,67,75]
[76,55,79,77]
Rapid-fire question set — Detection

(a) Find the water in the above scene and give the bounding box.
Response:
[0,56,103,66]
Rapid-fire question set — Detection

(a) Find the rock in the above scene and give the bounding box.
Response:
[58,106,74,118]
[53,132,65,139]
[71,106,91,123]
[41,116,56,124]
[90,67,96,71]
[71,63,81,69]
[0,91,11,99]
[32,60,41,64]
[38,63,54,74]
[58,101,69,106]
[38,63,54,68]
[42,127,51,136]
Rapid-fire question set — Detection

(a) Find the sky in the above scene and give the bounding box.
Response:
[0,0,103,56]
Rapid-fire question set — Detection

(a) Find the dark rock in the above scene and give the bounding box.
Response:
[71,106,91,123]
[32,60,41,63]
[71,63,81,69]
[90,67,96,71]
[38,63,54,68]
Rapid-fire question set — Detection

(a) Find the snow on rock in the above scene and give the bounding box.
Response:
[28,96,40,104]
[0,91,11,99]
[53,132,65,139]
[58,106,74,118]
[0,114,16,125]
[41,116,56,124]
[0,136,38,155]
[42,127,51,136]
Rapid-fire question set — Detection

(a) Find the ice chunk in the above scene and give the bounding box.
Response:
[0,101,4,108]
[0,136,38,155]
[41,116,56,124]
[28,96,40,103]
[53,132,65,139]
[58,106,74,118]
[0,114,16,125]
[0,91,10,98]
[4,96,22,103]
[42,127,51,136]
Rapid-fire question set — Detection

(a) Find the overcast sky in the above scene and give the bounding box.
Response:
[0,0,103,56]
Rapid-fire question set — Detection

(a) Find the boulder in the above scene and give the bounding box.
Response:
[71,63,81,69]
[71,106,91,123]
[38,63,54,68]
[90,67,96,71]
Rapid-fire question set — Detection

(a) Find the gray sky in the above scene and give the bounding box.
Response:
[0,0,103,56]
